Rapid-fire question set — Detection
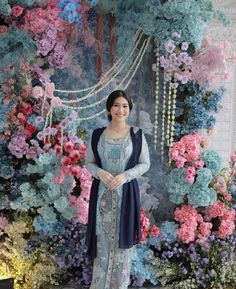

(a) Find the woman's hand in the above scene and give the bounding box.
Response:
[98,169,114,185]
[107,173,127,190]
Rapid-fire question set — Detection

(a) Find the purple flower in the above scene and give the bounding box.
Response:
[35,116,44,124]
[164,40,176,54]
[170,82,178,89]
[181,42,189,51]
[172,32,181,38]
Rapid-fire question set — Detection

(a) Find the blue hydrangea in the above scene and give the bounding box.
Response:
[33,215,64,236]
[194,168,213,187]
[159,221,178,242]
[174,82,224,138]
[188,187,217,207]
[57,0,81,26]
[167,168,192,204]
[201,150,222,175]
[131,244,159,286]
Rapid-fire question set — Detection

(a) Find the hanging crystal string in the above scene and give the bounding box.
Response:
[160,80,167,160]
[153,47,159,151]
[169,86,177,147]
[166,83,172,147]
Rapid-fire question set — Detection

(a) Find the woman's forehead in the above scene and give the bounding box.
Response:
[113,97,129,104]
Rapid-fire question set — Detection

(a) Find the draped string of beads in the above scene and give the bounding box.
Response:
[160,80,167,159]
[153,47,159,151]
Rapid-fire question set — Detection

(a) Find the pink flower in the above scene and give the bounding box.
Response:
[184,174,195,184]
[219,209,235,222]
[150,224,160,236]
[186,166,196,176]
[140,208,150,243]
[181,42,189,51]
[64,141,75,153]
[12,5,24,17]
[176,156,186,168]
[54,144,62,155]
[198,222,212,238]
[69,150,80,162]
[195,160,205,169]
[71,165,82,177]
[207,201,225,218]
[178,223,196,243]
[217,220,235,239]
[51,96,62,107]
[45,82,55,98]
[76,197,89,225]
[53,169,65,184]
[168,148,179,160]
[164,40,176,53]
[61,156,72,166]
[32,86,43,99]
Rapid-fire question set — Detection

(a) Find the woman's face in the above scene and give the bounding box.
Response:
[109,96,130,122]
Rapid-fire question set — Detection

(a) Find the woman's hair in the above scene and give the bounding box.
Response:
[106,90,133,121]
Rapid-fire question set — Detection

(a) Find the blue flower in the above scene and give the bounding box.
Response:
[201,150,222,175]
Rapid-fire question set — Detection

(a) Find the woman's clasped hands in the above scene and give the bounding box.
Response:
[98,169,127,190]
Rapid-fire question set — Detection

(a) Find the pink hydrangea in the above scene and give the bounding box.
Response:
[207,200,225,218]
[217,220,235,239]
[219,208,236,222]
[198,222,212,238]
[177,223,196,243]
[175,205,202,224]
[76,197,89,225]
[70,165,82,177]
[53,169,65,184]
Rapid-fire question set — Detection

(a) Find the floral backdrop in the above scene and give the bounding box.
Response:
[0,1,235,289]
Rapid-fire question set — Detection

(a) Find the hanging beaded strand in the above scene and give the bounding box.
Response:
[153,47,159,151]
[160,80,167,160]
[166,83,172,147]
[169,86,177,147]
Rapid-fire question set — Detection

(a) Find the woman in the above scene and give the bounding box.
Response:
[85,90,150,289]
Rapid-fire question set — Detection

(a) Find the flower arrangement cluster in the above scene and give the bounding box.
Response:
[175,82,224,138]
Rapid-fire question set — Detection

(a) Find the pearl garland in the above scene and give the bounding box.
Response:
[169,87,177,147]
[55,29,144,99]
[160,80,167,159]
[60,36,150,111]
[166,84,172,147]
[153,47,159,151]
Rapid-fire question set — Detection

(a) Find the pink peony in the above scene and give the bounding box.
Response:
[64,141,75,153]
[12,5,24,17]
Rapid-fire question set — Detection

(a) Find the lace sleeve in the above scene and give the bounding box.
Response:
[85,132,101,180]
[123,132,150,182]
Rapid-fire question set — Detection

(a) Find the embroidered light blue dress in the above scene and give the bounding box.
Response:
[85,127,150,289]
